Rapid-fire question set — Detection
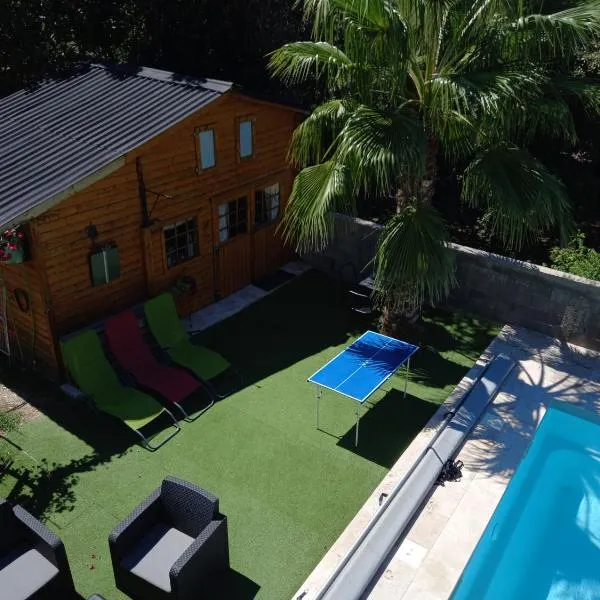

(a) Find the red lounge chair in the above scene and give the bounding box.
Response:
[105,310,212,421]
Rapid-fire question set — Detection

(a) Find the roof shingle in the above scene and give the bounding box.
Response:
[0,63,232,227]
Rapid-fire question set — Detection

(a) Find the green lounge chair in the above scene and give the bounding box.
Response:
[61,330,180,450]
[143,293,239,398]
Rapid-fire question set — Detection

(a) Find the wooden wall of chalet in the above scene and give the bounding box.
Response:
[31,92,298,357]
[0,224,58,379]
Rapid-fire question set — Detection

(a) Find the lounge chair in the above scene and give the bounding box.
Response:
[109,476,229,600]
[143,293,240,398]
[61,330,180,450]
[0,498,75,599]
[105,310,212,421]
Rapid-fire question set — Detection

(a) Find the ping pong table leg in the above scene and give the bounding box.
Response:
[355,404,360,446]
[316,387,322,430]
[404,357,410,398]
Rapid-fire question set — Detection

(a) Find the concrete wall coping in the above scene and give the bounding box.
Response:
[448,242,600,292]
[329,214,600,294]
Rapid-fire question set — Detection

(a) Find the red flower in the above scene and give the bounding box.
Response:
[16,232,24,239]
[7,243,16,250]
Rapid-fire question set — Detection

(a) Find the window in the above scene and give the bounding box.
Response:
[218,197,248,242]
[164,218,199,268]
[198,129,216,169]
[255,183,281,227]
[238,119,254,159]
[90,244,120,286]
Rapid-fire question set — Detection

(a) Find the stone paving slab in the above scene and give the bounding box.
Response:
[292,325,600,600]
[184,261,310,332]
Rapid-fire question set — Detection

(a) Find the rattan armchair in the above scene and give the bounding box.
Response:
[0,498,75,599]
[108,476,229,600]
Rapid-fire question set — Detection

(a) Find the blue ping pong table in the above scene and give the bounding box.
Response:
[308,331,419,446]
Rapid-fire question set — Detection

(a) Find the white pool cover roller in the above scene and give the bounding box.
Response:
[314,353,516,600]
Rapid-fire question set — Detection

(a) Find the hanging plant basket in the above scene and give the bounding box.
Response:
[0,226,27,265]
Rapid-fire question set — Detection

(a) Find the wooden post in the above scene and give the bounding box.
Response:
[141,226,155,297]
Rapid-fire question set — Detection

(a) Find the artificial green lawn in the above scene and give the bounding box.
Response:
[0,271,499,599]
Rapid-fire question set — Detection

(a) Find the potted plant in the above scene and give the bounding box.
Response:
[0,226,26,265]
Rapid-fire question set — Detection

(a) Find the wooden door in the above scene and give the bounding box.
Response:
[252,180,290,281]
[213,195,253,298]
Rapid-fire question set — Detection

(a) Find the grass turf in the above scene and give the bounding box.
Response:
[0,271,499,599]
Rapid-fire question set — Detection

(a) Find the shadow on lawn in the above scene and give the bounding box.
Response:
[0,272,496,521]
[337,390,439,468]
[198,271,363,388]
[212,569,260,599]
[0,364,131,520]
[408,346,472,391]
[1,450,126,522]
[0,273,356,517]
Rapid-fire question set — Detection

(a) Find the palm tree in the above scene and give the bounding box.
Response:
[270,0,600,334]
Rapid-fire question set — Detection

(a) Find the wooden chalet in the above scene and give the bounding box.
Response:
[0,63,301,380]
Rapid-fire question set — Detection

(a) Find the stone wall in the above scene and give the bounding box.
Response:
[303,215,381,281]
[303,215,600,350]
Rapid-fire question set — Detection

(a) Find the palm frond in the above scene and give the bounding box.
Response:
[268,41,354,87]
[429,108,476,161]
[373,203,456,311]
[332,0,391,30]
[552,75,600,117]
[521,96,578,145]
[303,0,337,38]
[288,99,357,166]
[461,144,573,248]
[429,67,546,118]
[335,105,427,195]
[279,161,354,253]
[328,0,412,101]
[459,0,517,37]
[506,4,600,61]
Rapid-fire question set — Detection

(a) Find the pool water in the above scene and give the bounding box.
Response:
[451,403,600,600]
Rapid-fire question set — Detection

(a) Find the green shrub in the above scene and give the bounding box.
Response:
[549,233,600,281]
[0,411,21,434]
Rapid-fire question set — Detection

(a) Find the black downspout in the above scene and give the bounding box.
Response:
[136,157,150,227]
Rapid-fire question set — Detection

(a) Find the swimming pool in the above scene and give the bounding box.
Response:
[451,402,600,600]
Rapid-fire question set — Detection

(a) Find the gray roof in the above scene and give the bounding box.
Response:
[0,63,232,227]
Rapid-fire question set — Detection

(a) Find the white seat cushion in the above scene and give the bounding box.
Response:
[0,547,59,600]
[121,522,195,592]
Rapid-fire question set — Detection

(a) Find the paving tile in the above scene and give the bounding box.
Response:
[401,553,461,600]
[366,559,419,600]
[394,538,428,569]
[281,261,312,276]
[295,327,600,600]
[184,282,274,332]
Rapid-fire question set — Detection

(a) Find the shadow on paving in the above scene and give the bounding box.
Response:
[337,391,439,468]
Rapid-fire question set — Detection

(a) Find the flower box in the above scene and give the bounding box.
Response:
[0,226,27,265]
[2,246,24,265]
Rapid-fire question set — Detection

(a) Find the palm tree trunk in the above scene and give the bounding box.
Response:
[380,137,438,337]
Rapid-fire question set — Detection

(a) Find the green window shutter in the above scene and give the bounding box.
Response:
[90,245,121,287]
[105,245,121,280]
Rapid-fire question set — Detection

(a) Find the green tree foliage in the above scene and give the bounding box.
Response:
[550,232,600,280]
[0,1,307,97]
[270,0,600,328]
